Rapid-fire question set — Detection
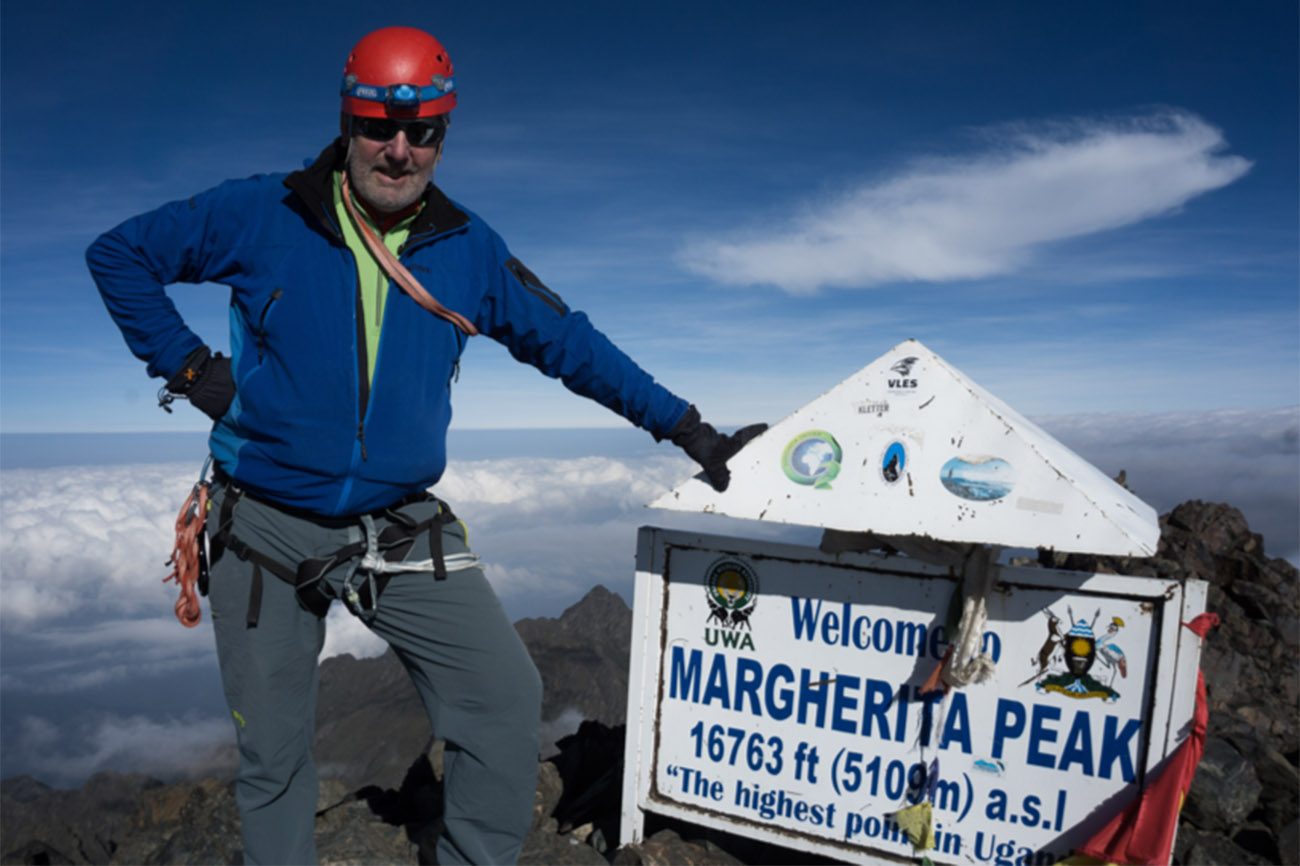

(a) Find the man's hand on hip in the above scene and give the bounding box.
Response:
[166,346,236,421]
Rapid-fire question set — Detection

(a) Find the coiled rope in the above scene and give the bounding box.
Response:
[164,468,211,628]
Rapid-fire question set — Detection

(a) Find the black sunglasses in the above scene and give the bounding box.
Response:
[350,115,448,148]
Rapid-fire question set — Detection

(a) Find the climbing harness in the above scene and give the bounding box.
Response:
[206,469,475,627]
[164,457,213,628]
[337,513,480,620]
[339,171,478,337]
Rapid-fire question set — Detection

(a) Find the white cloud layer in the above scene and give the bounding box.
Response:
[1,464,196,627]
[13,713,232,785]
[0,411,1294,783]
[2,414,1293,665]
[681,111,1251,293]
[1039,407,1299,562]
[0,454,693,666]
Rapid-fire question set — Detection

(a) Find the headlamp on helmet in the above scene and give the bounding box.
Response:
[341,76,456,112]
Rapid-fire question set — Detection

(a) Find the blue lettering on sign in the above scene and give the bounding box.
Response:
[1059,710,1095,776]
[798,667,830,727]
[766,663,794,720]
[990,697,1141,782]
[667,648,1142,779]
[670,645,702,702]
[1100,716,1142,781]
[862,679,893,740]
[1027,705,1061,769]
[939,692,972,754]
[788,597,999,662]
[831,675,860,734]
[734,657,763,715]
[702,655,731,709]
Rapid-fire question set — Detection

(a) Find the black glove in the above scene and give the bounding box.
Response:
[164,346,235,421]
[669,405,767,492]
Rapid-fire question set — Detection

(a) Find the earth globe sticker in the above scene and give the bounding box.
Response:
[781,430,843,489]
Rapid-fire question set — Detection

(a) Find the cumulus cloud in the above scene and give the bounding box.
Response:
[682,111,1251,293]
[1,463,195,628]
[436,454,688,520]
[0,455,694,661]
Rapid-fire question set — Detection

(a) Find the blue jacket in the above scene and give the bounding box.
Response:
[88,140,689,516]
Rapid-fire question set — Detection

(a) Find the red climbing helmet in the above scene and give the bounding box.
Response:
[340,26,457,119]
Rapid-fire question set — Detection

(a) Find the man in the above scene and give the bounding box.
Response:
[88,26,760,866]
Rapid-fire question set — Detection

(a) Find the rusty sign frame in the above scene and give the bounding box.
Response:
[619,526,1208,864]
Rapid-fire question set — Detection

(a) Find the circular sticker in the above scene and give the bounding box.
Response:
[706,558,759,611]
[781,430,843,489]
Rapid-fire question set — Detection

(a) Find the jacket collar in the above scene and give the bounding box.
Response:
[283,138,470,241]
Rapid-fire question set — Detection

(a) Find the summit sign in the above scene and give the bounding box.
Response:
[620,530,1206,865]
[626,341,1200,865]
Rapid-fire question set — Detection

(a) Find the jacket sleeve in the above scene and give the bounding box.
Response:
[85,178,260,381]
[474,231,690,439]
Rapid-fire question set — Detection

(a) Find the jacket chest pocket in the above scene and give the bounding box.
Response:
[232,286,283,371]
[252,288,283,362]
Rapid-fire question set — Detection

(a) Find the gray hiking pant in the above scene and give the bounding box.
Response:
[207,483,542,865]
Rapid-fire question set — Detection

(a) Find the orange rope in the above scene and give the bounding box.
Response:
[164,482,209,628]
[340,172,479,337]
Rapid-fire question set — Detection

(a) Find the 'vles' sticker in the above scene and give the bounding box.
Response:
[781,431,843,489]
[939,456,1014,501]
[886,356,921,396]
[880,441,906,484]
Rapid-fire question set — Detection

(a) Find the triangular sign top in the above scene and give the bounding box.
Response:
[653,339,1159,557]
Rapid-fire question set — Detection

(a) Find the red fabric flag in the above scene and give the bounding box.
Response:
[1075,672,1208,865]
[918,646,953,696]
[1182,612,1221,639]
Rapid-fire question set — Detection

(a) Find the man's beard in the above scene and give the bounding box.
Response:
[345,147,433,214]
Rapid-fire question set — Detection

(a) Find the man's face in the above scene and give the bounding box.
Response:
[345,121,441,214]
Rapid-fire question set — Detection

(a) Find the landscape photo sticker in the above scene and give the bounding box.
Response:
[939,456,1014,501]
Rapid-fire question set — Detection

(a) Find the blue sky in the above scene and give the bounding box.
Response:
[2,1,1296,433]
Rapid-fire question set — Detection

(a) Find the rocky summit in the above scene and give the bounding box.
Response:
[2,499,1297,865]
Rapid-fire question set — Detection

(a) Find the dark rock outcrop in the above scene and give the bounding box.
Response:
[612,829,744,866]
[1,772,162,865]
[515,585,634,727]
[1183,737,1264,832]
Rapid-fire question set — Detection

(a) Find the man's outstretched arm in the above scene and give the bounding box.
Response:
[475,233,764,490]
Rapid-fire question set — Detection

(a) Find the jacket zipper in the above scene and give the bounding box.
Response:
[352,258,370,462]
[306,187,467,473]
[255,288,283,362]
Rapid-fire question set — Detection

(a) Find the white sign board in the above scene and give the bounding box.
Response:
[621,528,1207,864]
[653,340,1159,556]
